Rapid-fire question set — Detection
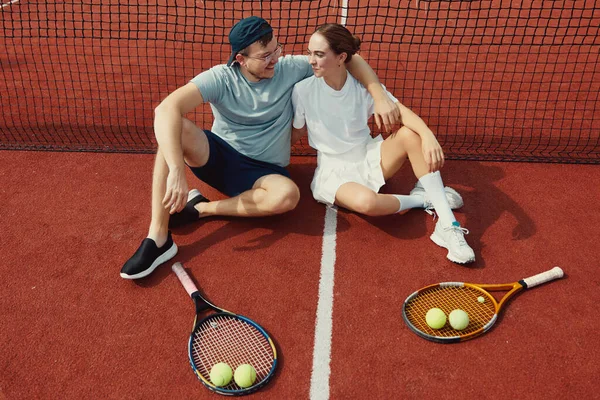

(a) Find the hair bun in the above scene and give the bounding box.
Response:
[353,35,361,51]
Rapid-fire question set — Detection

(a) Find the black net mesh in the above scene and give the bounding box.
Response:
[1,0,599,163]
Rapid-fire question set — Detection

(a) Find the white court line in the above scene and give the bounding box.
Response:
[1,0,19,8]
[309,206,338,400]
[310,7,346,399]
[339,0,348,26]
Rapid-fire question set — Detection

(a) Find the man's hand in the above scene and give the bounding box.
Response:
[373,97,401,132]
[421,135,445,172]
[162,167,189,214]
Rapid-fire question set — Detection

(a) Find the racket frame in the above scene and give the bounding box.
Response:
[402,267,564,343]
[173,263,278,395]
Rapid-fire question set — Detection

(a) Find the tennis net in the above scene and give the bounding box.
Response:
[1,0,599,163]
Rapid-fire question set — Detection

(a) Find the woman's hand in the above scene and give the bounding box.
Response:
[421,135,445,172]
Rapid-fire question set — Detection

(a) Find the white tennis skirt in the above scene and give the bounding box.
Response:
[311,135,385,206]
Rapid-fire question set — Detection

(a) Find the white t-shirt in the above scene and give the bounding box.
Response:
[292,72,398,155]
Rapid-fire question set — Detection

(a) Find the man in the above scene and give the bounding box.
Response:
[120,16,400,279]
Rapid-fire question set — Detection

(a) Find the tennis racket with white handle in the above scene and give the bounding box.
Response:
[402,266,564,343]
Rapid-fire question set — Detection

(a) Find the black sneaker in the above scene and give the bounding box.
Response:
[168,189,209,229]
[120,231,178,279]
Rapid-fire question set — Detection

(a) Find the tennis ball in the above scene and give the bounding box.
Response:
[210,362,233,387]
[449,309,470,330]
[477,296,485,303]
[234,364,257,388]
[425,308,446,329]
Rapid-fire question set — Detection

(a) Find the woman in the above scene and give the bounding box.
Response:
[291,23,475,264]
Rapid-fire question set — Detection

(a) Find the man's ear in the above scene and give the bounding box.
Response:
[235,53,246,66]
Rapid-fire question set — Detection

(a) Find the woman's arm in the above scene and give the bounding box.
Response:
[395,102,436,139]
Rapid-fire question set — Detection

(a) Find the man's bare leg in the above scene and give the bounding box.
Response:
[147,118,210,246]
[196,174,300,217]
[146,150,173,247]
[122,118,300,279]
[167,118,301,219]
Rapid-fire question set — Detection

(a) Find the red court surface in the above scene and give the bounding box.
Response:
[1,150,599,399]
[2,1,599,398]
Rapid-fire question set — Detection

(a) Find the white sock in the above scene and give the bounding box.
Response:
[418,171,456,225]
[393,194,424,212]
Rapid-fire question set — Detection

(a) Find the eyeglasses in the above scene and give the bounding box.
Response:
[244,43,283,63]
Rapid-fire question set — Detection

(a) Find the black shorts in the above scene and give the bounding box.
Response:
[188,130,290,197]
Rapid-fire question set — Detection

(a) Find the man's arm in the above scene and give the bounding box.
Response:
[347,55,400,132]
[153,82,205,213]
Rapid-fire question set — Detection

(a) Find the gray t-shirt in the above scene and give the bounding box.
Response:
[191,55,313,167]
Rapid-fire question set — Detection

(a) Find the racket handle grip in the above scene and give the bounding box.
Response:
[172,262,198,297]
[523,266,564,288]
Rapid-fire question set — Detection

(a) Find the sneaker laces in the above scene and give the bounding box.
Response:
[418,187,459,217]
[425,207,437,220]
[444,223,470,246]
[422,197,433,210]
[417,189,437,219]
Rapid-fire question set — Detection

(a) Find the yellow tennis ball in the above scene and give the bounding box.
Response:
[425,308,446,329]
[234,364,257,388]
[210,362,233,387]
[449,309,470,330]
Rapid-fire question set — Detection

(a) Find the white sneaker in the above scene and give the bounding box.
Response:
[410,182,464,213]
[430,220,476,264]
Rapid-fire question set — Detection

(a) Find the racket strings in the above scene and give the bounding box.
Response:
[405,286,496,337]
[191,314,274,390]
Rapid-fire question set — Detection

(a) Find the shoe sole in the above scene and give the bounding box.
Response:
[119,242,178,280]
[445,187,464,210]
[188,189,202,202]
[430,231,475,264]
